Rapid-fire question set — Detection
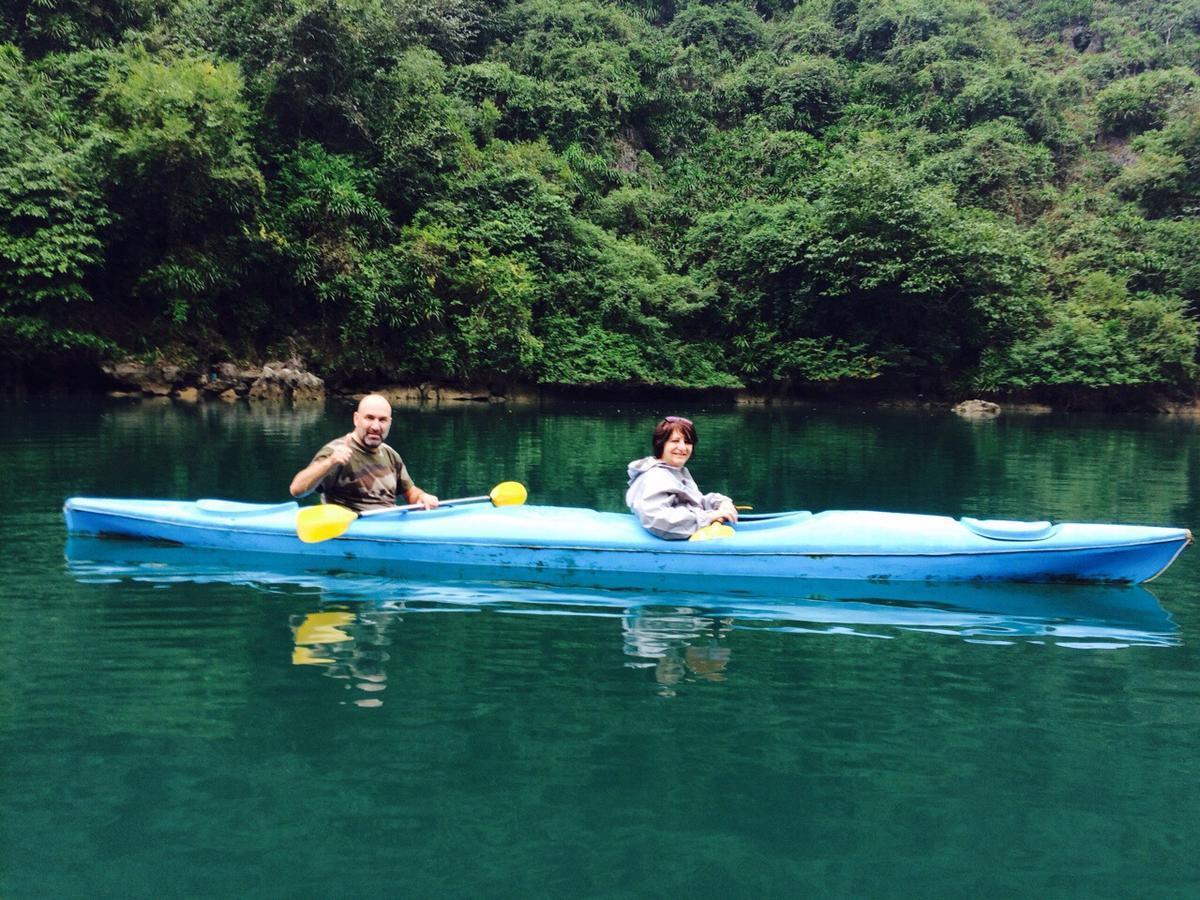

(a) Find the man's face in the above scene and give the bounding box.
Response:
[353,398,392,448]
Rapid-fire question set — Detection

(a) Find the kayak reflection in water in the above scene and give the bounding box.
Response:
[626,416,739,540]
[289,393,439,513]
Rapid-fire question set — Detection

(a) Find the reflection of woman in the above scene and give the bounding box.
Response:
[626,416,738,540]
[622,608,733,695]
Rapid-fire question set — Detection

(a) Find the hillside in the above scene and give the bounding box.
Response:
[2,0,1198,403]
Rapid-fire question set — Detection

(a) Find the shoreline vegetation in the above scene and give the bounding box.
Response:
[2,0,1199,410]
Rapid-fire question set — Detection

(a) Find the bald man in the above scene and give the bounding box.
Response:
[290,393,439,512]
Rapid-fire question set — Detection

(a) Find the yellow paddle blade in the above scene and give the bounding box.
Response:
[490,481,528,507]
[688,522,736,542]
[293,611,355,645]
[296,504,359,543]
[292,647,335,665]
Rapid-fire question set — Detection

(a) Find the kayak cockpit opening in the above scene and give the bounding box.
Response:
[959,517,1060,542]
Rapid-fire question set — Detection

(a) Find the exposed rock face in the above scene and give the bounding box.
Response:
[102,360,195,396]
[377,384,433,404]
[375,383,523,405]
[248,360,325,402]
[1063,25,1102,53]
[614,130,642,173]
[204,362,261,397]
[101,357,324,402]
[953,399,1001,419]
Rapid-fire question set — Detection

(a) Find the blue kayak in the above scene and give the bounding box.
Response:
[62,497,1191,584]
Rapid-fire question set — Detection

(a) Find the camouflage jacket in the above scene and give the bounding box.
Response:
[304,433,415,512]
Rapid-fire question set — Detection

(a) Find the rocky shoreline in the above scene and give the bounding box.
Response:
[98,358,540,405]
[70,357,1200,416]
[102,359,326,403]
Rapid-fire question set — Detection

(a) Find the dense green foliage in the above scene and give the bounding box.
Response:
[2,0,1199,402]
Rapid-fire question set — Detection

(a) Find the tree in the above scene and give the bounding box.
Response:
[97,48,264,335]
[1,0,164,56]
[0,45,113,360]
[684,153,1048,387]
[1096,67,1199,137]
[1113,98,1200,217]
[976,272,1197,396]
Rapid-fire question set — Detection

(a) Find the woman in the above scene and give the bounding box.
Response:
[626,416,739,540]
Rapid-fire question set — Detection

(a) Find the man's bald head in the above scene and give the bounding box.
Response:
[357,393,392,415]
[353,394,392,448]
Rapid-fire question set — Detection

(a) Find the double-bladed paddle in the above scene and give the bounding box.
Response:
[296,481,528,544]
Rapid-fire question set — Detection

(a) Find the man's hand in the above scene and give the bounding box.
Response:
[405,487,439,509]
[290,444,351,498]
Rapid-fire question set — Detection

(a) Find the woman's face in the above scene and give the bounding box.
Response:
[659,427,693,467]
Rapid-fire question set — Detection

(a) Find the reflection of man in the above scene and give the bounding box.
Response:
[291,611,355,665]
[289,394,438,513]
[290,608,395,708]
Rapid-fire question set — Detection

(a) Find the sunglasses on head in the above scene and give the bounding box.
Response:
[664,415,693,427]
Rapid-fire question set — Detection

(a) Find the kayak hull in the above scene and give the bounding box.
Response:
[62,497,1192,585]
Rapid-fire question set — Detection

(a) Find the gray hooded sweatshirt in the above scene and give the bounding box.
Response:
[626,456,732,540]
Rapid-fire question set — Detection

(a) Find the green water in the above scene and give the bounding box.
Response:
[3,397,1200,898]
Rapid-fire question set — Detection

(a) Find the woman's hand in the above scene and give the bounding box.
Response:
[713,500,739,523]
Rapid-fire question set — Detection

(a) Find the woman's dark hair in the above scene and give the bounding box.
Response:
[652,416,697,458]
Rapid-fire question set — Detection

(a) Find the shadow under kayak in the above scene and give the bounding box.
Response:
[62,497,1192,585]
